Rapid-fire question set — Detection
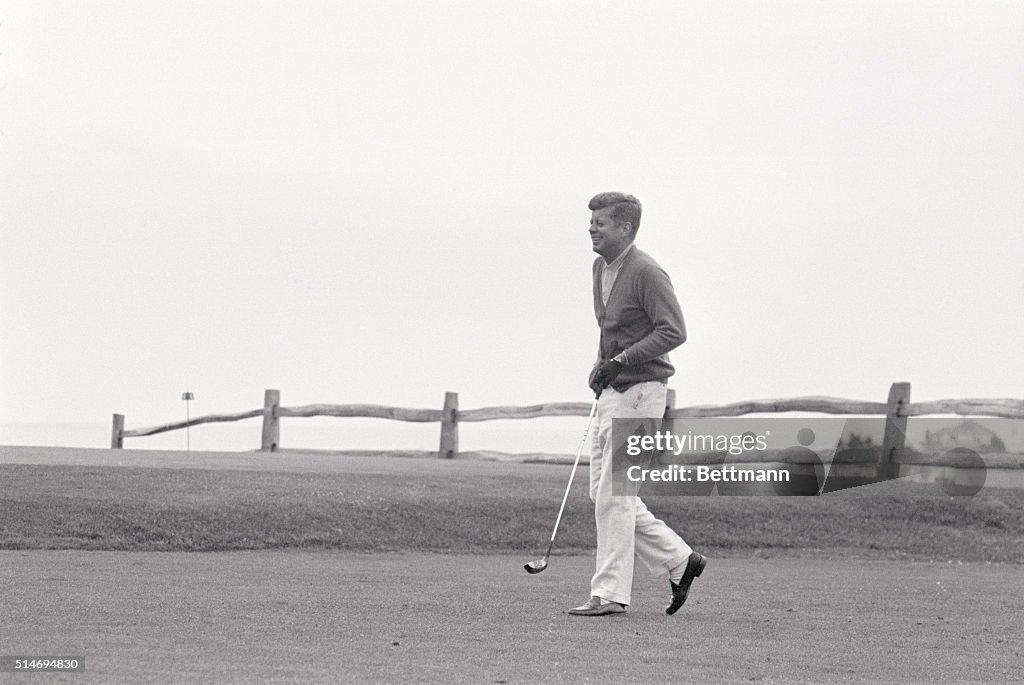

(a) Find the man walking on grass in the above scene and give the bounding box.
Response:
[569,191,708,617]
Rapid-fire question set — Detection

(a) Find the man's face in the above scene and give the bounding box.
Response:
[589,207,632,261]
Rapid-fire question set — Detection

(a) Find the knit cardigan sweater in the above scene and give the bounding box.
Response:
[592,246,687,390]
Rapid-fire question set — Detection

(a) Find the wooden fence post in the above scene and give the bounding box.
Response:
[262,389,280,452]
[659,388,676,464]
[877,382,911,481]
[111,414,124,449]
[439,391,459,459]
[663,387,676,436]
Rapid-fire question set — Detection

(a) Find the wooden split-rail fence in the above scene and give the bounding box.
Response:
[110,383,1024,482]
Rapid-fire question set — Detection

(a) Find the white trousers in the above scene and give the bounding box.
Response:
[589,381,692,606]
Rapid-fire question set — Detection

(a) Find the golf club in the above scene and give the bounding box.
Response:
[524,394,600,574]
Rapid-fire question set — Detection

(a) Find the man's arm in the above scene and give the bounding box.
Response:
[619,265,686,364]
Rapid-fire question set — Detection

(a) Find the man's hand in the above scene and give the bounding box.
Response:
[589,359,623,395]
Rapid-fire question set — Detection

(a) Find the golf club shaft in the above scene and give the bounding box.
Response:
[542,396,600,558]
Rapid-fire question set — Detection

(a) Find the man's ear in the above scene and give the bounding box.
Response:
[623,221,634,238]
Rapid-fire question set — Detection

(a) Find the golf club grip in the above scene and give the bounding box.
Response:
[547,399,600,546]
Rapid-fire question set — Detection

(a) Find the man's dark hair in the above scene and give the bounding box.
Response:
[589,192,642,235]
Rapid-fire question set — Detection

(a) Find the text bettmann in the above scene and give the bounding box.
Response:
[626,465,791,483]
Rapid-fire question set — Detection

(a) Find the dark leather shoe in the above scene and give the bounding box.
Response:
[666,552,707,615]
[568,596,626,616]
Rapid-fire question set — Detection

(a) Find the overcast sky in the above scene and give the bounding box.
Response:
[2,1,1022,442]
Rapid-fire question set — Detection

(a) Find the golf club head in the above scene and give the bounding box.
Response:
[523,559,548,574]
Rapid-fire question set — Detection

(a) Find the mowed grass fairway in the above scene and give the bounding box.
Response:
[2,445,1024,682]
[3,552,1023,683]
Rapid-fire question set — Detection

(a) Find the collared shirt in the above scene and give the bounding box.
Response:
[592,245,686,385]
[600,243,635,307]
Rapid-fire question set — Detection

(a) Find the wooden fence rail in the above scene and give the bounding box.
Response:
[112,383,1024,481]
[116,409,265,440]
